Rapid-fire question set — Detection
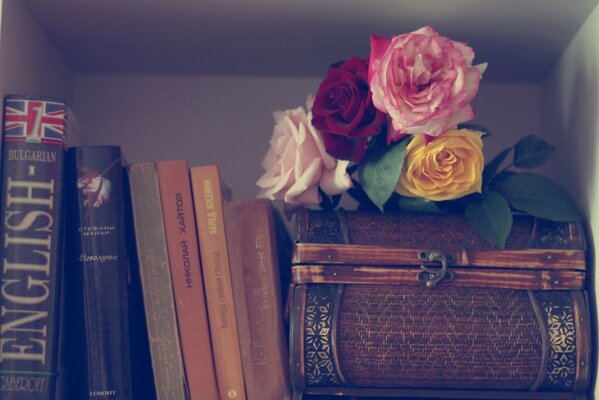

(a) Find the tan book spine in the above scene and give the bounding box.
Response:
[224,199,292,400]
[157,160,219,400]
[190,165,246,400]
[127,162,187,400]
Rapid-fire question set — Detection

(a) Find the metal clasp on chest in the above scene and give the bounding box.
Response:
[417,250,455,287]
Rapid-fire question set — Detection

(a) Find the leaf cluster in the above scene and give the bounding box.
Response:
[332,133,581,248]
[465,134,580,247]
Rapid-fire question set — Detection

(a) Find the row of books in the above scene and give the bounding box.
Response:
[0,95,291,400]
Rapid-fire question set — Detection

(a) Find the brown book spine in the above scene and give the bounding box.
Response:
[127,163,187,400]
[223,199,292,400]
[156,160,218,400]
[190,165,246,400]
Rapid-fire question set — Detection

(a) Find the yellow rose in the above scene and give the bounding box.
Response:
[396,129,484,201]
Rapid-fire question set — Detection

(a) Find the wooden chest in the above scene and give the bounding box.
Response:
[289,209,591,400]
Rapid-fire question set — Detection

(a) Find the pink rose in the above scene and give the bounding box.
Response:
[369,26,484,141]
[257,98,352,205]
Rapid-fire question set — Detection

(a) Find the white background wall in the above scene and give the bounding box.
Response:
[0,0,544,203]
[543,5,599,396]
[0,0,72,147]
[0,0,70,105]
[69,74,542,201]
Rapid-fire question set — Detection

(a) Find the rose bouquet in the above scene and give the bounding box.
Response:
[257,26,580,248]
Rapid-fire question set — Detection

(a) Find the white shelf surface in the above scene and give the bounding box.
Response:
[17,0,599,82]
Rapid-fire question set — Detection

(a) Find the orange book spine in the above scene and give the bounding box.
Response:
[223,199,292,400]
[190,165,246,400]
[157,160,219,400]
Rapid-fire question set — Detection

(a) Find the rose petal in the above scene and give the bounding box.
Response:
[320,159,352,195]
[257,97,353,205]
[285,158,322,204]
[369,27,483,137]
[412,26,438,37]
[313,55,385,155]
[323,133,369,162]
[475,62,488,77]
[369,35,392,84]
[395,129,484,201]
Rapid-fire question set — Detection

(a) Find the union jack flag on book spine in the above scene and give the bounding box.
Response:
[3,96,66,145]
[0,95,67,400]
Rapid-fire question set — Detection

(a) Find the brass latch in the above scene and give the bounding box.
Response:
[417,250,455,288]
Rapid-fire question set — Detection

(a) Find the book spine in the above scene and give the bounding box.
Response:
[65,146,133,399]
[223,199,291,400]
[189,165,246,400]
[0,95,67,400]
[0,99,3,183]
[126,163,187,400]
[156,160,218,400]
[122,170,155,400]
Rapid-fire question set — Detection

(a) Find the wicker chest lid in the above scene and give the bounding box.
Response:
[292,209,586,290]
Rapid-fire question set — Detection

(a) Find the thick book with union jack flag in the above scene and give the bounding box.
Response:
[0,95,67,400]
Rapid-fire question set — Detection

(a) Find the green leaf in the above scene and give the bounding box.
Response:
[464,191,513,248]
[398,196,444,214]
[482,147,512,188]
[358,137,408,211]
[489,170,517,192]
[496,172,581,221]
[513,134,555,169]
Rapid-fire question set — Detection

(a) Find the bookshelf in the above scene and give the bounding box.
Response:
[1,0,598,396]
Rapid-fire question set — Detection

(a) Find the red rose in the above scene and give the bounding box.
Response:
[312,56,385,162]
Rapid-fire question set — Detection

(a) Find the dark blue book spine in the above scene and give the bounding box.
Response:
[65,146,133,400]
[0,94,67,400]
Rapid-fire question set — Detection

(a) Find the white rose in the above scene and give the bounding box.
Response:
[257,97,352,205]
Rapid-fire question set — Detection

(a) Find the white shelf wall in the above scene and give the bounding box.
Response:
[1,0,597,396]
[0,0,71,119]
[67,74,542,205]
[543,8,599,394]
